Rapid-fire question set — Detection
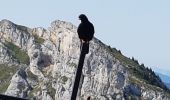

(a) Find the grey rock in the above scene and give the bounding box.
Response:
[0,19,169,100]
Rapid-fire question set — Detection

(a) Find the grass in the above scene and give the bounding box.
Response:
[33,34,45,44]
[92,97,97,100]
[0,83,10,93]
[0,64,19,93]
[107,47,139,68]
[107,46,169,92]
[129,76,170,98]
[4,41,30,65]
[28,86,41,98]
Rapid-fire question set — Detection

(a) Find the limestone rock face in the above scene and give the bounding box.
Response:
[0,19,169,100]
[0,42,12,64]
[5,68,31,98]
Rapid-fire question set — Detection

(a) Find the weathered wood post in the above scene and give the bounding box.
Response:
[71,42,89,100]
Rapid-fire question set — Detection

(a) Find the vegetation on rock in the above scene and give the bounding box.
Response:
[107,46,170,92]
[4,41,30,65]
[0,64,18,93]
[33,34,45,44]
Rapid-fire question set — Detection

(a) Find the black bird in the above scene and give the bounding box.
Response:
[77,14,95,43]
[71,15,94,100]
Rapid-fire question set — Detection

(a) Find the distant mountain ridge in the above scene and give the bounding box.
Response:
[156,72,170,83]
[165,83,170,89]
[0,19,170,100]
[156,72,170,89]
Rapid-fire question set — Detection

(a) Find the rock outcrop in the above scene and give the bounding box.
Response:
[0,19,169,100]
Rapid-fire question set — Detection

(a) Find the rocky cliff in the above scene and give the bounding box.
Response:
[0,19,170,100]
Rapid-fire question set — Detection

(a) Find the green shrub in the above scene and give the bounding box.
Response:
[61,76,68,84]
[68,62,77,68]
[47,83,56,99]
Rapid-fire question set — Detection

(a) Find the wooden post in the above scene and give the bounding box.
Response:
[71,43,88,100]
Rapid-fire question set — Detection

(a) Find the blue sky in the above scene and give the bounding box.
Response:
[1,0,170,75]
